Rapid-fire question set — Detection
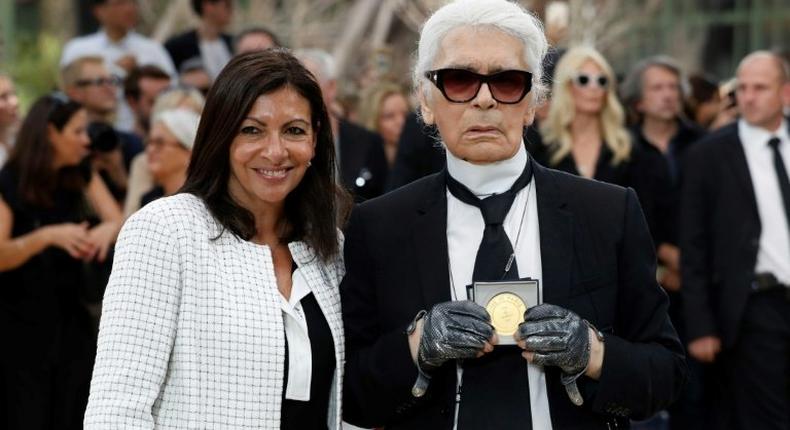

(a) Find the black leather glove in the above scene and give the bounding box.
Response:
[409,301,494,397]
[417,300,495,372]
[516,303,593,405]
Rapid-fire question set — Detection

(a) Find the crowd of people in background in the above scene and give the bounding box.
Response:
[0,0,789,429]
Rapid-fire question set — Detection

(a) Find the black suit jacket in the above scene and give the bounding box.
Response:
[341,159,686,429]
[163,30,234,72]
[338,120,389,202]
[680,122,773,348]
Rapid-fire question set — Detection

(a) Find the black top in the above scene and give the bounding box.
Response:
[140,186,165,208]
[530,141,671,247]
[280,291,336,429]
[0,163,95,362]
[630,120,705,245]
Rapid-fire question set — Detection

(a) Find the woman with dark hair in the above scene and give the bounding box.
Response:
[85,49,350,429]
[0,93,122,429]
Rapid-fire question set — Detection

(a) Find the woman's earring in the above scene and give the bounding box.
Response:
[307,160,312,167]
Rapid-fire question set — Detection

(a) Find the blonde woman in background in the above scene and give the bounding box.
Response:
[358,82,410,167]
[0,74,20,168]
[533,46,670,242]
[123,87,205,217]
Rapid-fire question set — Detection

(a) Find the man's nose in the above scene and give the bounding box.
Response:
[473,82,497,109]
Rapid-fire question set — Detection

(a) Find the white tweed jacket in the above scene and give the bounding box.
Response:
[84,193,345,429]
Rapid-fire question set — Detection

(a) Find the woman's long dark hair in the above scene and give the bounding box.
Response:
[181,49,350,262]
[6,94,88,207]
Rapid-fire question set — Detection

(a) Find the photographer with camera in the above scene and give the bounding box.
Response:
[62,56,144,203]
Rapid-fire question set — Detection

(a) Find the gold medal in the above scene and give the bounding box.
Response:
[486,292,527,337]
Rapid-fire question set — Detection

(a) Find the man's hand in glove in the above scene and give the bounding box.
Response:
[407,301,498,372]
[514,304,605,405]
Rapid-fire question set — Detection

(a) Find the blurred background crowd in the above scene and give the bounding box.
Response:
[0,0,788,429]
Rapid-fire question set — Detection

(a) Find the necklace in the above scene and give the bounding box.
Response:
[447,180,532,300]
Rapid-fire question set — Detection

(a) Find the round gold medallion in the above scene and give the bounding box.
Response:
[486,292,527,337]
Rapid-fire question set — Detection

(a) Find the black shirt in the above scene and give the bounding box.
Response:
[630,120,705,245]
[140,186,165,208]
[280,291,336,429]
[531,141,671,247]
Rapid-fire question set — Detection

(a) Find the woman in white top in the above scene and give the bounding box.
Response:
[85,49,351,429]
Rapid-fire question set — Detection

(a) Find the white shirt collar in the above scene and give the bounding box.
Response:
[738,118,789,147]
[446,141,528,196]
[97,28,133,48]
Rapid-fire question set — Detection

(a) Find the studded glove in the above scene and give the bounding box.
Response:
[516,303,596,405]
[417,300,495,372]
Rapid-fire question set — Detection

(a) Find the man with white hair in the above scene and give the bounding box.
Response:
[340,0,686,428]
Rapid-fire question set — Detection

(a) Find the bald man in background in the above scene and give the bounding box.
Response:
[681,51,790,430]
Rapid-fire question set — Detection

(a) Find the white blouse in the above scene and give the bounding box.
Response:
[84,193,345,429]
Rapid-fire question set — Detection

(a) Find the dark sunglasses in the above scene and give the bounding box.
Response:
[572,73,608,89]
[424,68,533,104]
[75,76,121,88]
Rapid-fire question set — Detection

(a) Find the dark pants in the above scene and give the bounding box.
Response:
[1,317,95,430]
[2,361,90,430]
[718,290,790,430]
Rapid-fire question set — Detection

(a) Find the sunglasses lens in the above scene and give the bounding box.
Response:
[577,75,590,86]
[489,71,529,103]
[597,76,608,87]
[440,69,481,102]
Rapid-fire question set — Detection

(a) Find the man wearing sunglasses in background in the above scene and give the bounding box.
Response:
[62,56,144,203]
[340,0,686,429]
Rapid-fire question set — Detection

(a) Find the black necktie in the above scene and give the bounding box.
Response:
[446,161,532,281]
[446,161,534,429]
[768,137,790,235]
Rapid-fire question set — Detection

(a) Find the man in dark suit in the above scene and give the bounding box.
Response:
[681,51,790,430]
[295,49,388,201]
[164,0,234,82]
[341,1,686,429]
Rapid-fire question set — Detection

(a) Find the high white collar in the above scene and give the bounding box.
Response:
[738,118,789,145]
[446,141,528,196]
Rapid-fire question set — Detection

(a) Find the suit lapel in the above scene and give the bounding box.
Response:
[533,161,574,304]
[723,130,760,221]
[412,172,452,307]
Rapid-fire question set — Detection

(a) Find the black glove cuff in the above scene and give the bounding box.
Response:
[407,310,431,397]
[561,320,604,406]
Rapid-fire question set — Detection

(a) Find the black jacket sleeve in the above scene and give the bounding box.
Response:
[340,208,422,427]
[589,188,688,419]
[679,146,719,341]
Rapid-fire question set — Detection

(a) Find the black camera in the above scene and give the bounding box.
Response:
[87,122,121,152]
